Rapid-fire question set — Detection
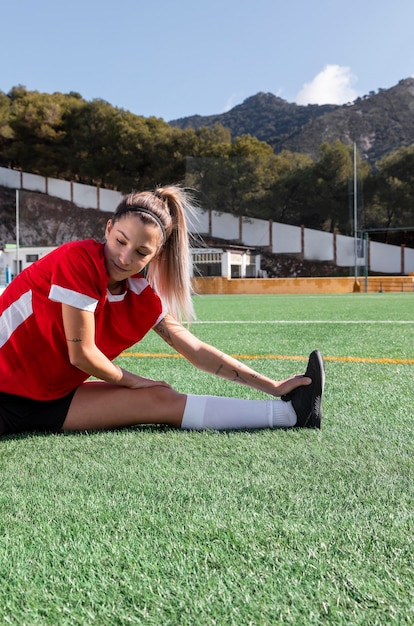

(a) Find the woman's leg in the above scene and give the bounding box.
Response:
[62,382,299,432]
[62,382,187,431]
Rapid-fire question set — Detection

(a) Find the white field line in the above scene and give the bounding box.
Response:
[192,320,414,324]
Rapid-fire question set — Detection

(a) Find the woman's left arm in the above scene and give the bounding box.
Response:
[153,314,310,398]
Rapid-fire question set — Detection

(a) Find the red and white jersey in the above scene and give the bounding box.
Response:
[0,240,165,400]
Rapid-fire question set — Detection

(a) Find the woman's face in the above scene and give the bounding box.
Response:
[104,214,163,286]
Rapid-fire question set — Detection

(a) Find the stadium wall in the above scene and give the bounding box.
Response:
[192,276,414,295]
[1,166,413,274]
[1,275,412,297]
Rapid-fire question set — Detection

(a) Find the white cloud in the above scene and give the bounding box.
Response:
[296,65,358,105]
[223,92,245,112]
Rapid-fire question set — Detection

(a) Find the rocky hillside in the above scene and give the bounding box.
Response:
[0,187,107,249]
[170,78,414,164]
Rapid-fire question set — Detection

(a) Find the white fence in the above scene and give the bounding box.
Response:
[0,167,124,211]
[1,166,413,274]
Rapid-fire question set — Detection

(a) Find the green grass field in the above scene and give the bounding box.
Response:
[1,293,413,625]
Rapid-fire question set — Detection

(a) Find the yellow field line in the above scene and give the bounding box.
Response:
[121,352,414,366]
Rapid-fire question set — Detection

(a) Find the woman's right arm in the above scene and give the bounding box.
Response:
[62,304,170,389]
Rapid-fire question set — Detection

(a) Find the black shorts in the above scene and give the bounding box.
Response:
[0,390,77,436]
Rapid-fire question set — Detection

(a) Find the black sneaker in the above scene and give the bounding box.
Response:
[282,350,325,429]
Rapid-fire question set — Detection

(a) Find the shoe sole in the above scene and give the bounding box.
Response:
[305,350,325,428]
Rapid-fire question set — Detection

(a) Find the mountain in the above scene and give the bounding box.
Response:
[169,78,414,164]
[170,93,336,147]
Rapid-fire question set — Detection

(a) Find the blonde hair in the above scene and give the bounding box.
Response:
[112,186,196,322]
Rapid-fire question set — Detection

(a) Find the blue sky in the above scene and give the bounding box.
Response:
[1,0,413,121]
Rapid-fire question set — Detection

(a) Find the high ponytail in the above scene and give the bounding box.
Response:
[113,186,197,323]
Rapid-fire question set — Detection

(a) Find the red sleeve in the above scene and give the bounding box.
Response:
[48,241,107,311]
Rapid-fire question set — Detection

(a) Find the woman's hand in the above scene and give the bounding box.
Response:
[120,369,172,390]
[270,374,312,398]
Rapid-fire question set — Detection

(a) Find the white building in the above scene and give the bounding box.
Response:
[191,247,262,278]
[0,244,56,284]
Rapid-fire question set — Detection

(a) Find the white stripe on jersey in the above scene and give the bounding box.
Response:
[128,276,150,295]
[49,285,98,312]
[152,309,167,327]
[127,277,166,326]
[0,290,33,348]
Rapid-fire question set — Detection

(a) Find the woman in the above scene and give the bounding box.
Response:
[0,186,324,436]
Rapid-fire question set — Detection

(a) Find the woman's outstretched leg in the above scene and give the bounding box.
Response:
[62,382,296,432]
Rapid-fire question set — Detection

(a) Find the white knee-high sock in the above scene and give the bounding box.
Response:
[180,395,297,430]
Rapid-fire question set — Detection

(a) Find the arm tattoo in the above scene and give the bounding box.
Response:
[215,356,261,384]
[231,369,263,385]
[66,338,82,343]
[154,320,174,347]
[215,364,262,385]
[231,369,248,384]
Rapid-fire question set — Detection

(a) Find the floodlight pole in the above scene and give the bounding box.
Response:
[353,142,360,291]
[16,189,20,277]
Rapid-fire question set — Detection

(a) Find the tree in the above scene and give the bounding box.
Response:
[0,91,13,166]
[312,141,356,233]
[185,134,281,218]
[365,145,414,245]
[4,88,76,176]
[266,151,314,224]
